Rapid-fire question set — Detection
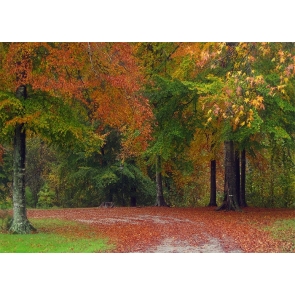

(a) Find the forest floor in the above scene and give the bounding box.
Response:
[27,206,295,253]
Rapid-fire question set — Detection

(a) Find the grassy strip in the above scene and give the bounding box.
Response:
[0,218,114,253]
[264,219,295,252]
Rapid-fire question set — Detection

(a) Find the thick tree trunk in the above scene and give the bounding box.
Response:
[217,141,240,211]
[155,155,169,207]
[240,149,247,207]
[208,159,217,206]
[9,86,36,234]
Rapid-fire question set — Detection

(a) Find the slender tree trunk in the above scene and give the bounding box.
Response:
[240,149,247,207]
[208,159,217,206]
[235,149,241,207]
[9,86,36,234]
[155,155,169,206]
[130,186,137,207]
[217,141,240,211]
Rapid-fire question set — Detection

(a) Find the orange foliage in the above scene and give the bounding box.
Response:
[0,42,154,157]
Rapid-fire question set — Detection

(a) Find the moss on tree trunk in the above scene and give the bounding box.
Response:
[9,86,36,234]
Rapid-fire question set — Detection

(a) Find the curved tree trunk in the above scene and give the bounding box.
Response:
[9,85,36,234]
[208,159,217,206]
[155,155,169,207]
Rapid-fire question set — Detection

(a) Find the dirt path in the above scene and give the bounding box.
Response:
[28,207,249,252]
[74,213,243,252]
[144,237,242,253]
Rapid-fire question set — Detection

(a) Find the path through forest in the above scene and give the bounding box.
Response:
[28,207,295,252]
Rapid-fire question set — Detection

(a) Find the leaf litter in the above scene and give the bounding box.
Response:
[28,206,295,253]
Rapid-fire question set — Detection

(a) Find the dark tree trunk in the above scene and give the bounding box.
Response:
[130,186,137,207]
[240,149,247,207]
[208,159,217,206]
[155,155,169,207]
[106,188,114,202]
[9,86,36,234]
[235,149,241,207]
[217,141,240,211]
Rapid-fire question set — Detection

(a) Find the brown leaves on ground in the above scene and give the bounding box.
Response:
[27,207,295,253]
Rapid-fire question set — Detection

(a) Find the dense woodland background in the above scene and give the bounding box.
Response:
[1,42,295,213]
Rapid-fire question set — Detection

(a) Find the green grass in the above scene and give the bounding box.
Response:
[0,218,113,253]
[265,219,295,252]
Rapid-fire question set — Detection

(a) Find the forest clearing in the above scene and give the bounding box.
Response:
[2,5,295,295]
[1,42,295,256]
[1,206,291,253]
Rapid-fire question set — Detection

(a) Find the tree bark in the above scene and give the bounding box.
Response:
[217,141,240,211]
[155,155,169,206]
[9,85,36,234]
[208,159,217,206]
[235,149,241,206]
[240,149,247,207]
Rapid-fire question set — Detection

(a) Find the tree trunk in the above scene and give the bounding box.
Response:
[240,149,247,207]
[208,159,217,206]
[217,141,240,211]
[130,186,137,207]
[235,149,241,207]
[155,155,169,207]
[9,86,36,234]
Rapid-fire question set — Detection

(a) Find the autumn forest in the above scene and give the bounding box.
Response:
[1,42,295,238]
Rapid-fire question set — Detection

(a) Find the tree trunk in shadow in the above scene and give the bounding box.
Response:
[240,149,247,207]
[208,159,217,206]
[155,155,169,207]
[235,149,241,207]
[216,141,240,211]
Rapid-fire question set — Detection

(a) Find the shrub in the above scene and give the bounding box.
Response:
[0,209,13,232]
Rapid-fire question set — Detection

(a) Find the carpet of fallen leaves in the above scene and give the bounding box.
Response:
[27,206,295,253]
